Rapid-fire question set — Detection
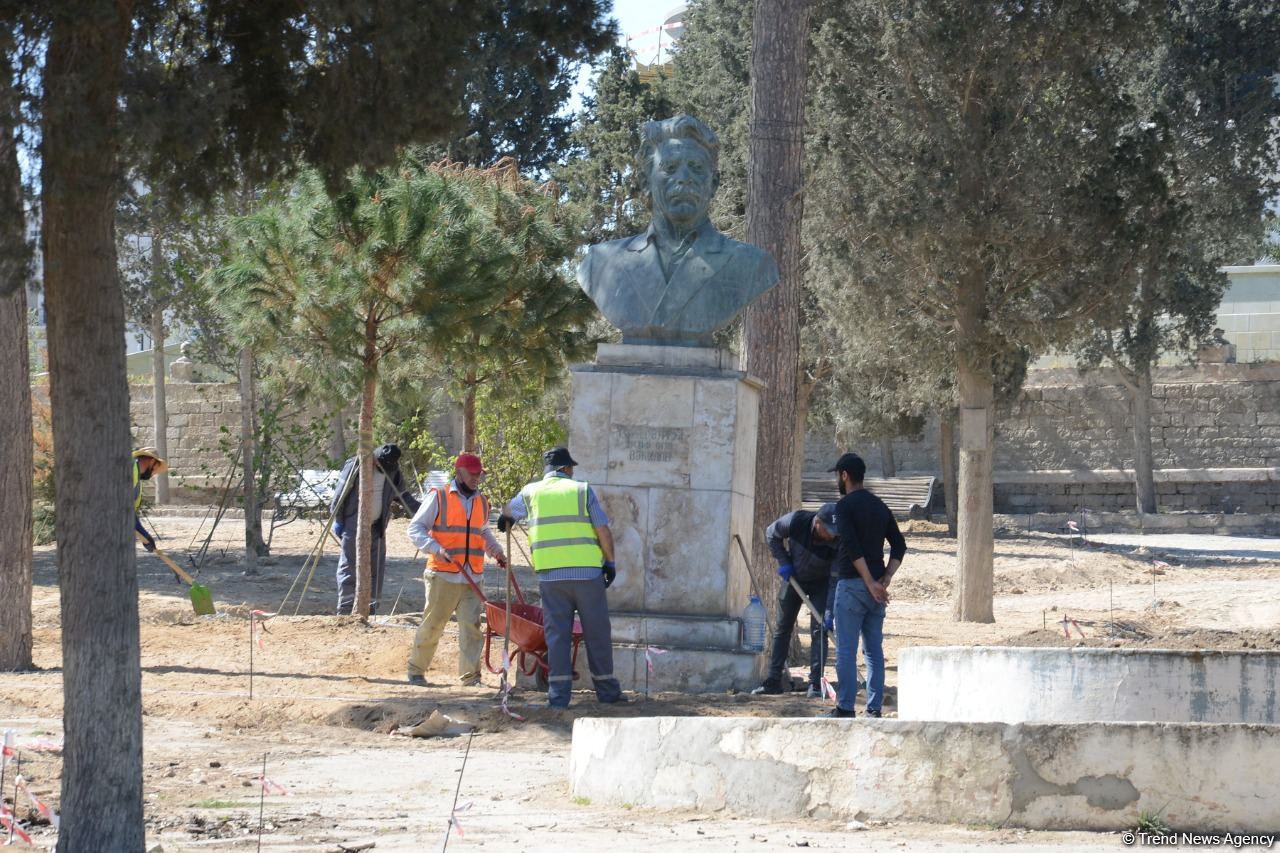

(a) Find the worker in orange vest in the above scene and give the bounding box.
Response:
[404,453,506,686]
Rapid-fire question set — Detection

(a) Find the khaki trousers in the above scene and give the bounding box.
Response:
[407,573,484,682]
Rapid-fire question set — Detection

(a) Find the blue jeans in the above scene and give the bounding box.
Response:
[833,577,886,713]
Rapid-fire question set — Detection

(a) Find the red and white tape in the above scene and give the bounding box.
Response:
[251,610,274,650]
[820,677,837,704]
[16,776,59,830]
[259,776,289,796]
[645,645,668,674]
[449,801,473,837]
[0,806,32,844]
[494,654,525,722]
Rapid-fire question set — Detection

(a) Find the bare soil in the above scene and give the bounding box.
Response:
[3,513,1278,850]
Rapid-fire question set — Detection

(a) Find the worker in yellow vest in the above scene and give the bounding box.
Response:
[405,453,507,686]
[497,446,625,709]
[131,447,168,552]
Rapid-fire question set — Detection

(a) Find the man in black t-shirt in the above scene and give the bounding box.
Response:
[827,452,907,718]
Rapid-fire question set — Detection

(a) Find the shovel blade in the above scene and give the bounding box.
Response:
[189,582,215,616]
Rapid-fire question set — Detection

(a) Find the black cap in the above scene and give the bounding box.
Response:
[816,502,838,530]
[374,444,402,467]
[543,446,578,469]
[828,452,866,479]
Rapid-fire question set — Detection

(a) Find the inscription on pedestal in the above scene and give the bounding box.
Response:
[612,425,689,464]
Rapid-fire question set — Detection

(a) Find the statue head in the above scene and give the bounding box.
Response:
[638,115,721,231]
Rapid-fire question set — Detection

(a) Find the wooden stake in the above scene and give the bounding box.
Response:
[257,752,267,852]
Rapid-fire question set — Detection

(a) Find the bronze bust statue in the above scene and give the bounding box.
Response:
[578,115,779,348]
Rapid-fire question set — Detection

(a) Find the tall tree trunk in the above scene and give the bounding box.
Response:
[742,0,811,613]
[879,434,897,478]
[238,347,259,575]
[1130,365,1157,514]
[954,276,995,623]
[354,317,379,619]
[462,370,477,452]
[43,4,145,849]
[0,284,32,671]
[150,302,169,504]
[940,410,959,538]
[0,43,33,672]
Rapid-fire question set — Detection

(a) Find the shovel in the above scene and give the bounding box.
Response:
[137,533,216,615]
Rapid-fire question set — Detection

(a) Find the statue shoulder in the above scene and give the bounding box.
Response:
[579,235,641,297]
[720,234,780,292]
[584,235,637,262]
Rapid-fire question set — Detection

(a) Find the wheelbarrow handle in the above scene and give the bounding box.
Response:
[453,560,488,602]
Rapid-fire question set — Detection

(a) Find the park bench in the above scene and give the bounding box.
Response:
[801,474,937,519]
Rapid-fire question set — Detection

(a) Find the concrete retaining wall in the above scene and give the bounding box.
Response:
[570,716,1280,831]
[899,647,1280,725]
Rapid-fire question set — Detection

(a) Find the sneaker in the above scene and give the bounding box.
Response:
[824,707,855,718]
[406,672,427,686]
[865,709,882,718]
[805,684,822,699]
[460,675,482,687]
[547,701,570,711]
[750,680,785,696]
[599,694,629,704]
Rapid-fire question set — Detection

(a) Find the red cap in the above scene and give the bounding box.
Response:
[455,453,487,475]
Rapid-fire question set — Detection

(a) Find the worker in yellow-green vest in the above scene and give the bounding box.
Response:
[132,447,168,552]
[497,446,625,709]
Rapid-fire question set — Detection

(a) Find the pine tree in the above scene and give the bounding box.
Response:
[7,2,613,845]
[807,0,1164,622]
[1070,1,1280,513]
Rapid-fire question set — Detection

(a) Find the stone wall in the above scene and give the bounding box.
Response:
[805,362,1280,513]
[129,382,244,497]
[128,381,465,501]
[571,716,1280,832]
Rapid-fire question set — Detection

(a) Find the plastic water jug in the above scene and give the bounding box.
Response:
[742,595,766,652]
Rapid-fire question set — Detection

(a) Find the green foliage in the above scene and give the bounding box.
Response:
[1070,1,1280,380]
[474,385,567,506]
[210,154,497,387]
[667,0,755,238]
[1135,809,1173,835]
[32,503,55,547]
[808,1,1160,383]
[431,158,599,434]
[441,1,616,173]
[116,1,613,199]
[394,381,566,505]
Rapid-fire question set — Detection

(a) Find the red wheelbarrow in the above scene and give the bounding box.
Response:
[455,561,584,688]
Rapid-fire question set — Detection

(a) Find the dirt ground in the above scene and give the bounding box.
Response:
[2,513,1278,850]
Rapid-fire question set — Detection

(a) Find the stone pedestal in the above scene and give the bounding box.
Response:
[569,343,767,693]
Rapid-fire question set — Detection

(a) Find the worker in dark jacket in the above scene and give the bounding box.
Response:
[331,443,421,615]
[827,452,907,718]
[751,502,839,697]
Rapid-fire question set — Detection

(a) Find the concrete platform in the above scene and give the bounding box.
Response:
[899,646,1280,724]
[570,716,1280,831]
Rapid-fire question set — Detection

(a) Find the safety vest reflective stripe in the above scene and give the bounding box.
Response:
[526,514,592,527]
[525,476,602,572]
[530,537,600,551]
[427,487,489,574]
